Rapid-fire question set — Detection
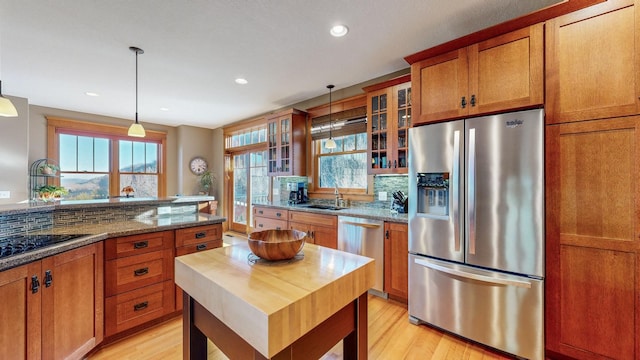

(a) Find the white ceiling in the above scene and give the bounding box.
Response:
[0,0,560,129]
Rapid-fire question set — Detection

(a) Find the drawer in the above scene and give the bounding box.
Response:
[105,280,175,337]
[105,249,174,296]
[254,216,288,231]
[289,211,337,227]
[175,239,223,257]
[175,224,222,247]
[105,231,174,260]
[253,207,289,220]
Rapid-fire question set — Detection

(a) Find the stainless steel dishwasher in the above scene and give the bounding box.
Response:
[337,216,386,297]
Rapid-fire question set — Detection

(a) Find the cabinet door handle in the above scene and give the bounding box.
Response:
[388,161,391,169]
[44,270,53,288]
[134,241,148,249]
[133,301,149,311]
[394,160,397,168]
[134,267,149,276]
[385,230,390,239]
[196,243,207,251]
[461,96,467,109]
[31,275,40,294]
[470,94,476,107]
[195,232,206,239]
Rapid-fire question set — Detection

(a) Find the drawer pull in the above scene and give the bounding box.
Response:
[133,301,149,311]
[133,241,148,249]
[134,267,149,276]
[258,224,263,228]
[195,232,206,239]
[258,210,264,214]
[276,212,282,217]
[196,243,207,251]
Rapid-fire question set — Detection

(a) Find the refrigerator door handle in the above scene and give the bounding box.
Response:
[467,128,476,255]
[452,130,461,252]
[414,258,532,289]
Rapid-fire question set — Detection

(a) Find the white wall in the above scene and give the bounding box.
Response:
[0,95,29,204]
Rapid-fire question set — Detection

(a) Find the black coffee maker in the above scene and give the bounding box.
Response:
[288,182,306,205]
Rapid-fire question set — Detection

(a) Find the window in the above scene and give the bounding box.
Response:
[315,133,368,189]
[48,117,166,199]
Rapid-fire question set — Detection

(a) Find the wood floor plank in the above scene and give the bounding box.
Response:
[89,295,510,359]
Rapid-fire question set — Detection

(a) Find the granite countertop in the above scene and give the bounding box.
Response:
[0,213,225,271]
[0,195,216,215]
[253,203,408,223]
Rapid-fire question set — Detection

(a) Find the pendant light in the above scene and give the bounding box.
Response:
[0,80,18,117]
[325,84,336,149]
[127,46,146,137]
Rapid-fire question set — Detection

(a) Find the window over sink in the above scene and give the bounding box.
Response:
[315,133,368,189]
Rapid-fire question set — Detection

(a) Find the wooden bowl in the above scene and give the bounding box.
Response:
[248,229,306,261]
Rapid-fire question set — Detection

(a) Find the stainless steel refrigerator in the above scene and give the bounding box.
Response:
[408,108,544,360]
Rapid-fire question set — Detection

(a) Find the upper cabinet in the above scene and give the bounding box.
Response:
[546,0,640,124]
[364,75,411,174]
[411,23,543,125]
[266,109,307,176]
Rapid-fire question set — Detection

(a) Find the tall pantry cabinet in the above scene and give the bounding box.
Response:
[544,0,640,359]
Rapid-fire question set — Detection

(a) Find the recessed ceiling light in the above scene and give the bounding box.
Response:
[85,92,99,97]
[235,78,248,85]
[160,107,169,111]
[330,24,349,37]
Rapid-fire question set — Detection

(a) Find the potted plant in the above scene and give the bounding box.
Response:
[36,185,68,201]
[39,163,59,175]
[199,169,216,195]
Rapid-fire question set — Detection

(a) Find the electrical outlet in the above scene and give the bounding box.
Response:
[379,191,387,201]
[0,191,9,199]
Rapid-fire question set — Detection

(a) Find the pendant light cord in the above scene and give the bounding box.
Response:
[135,48,139,124]
[327,84,334,138]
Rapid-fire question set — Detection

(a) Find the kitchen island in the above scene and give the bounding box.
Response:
[175,242,375,359]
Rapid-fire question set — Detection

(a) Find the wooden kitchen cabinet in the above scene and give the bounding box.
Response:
[289,211,338,249]
[411,23,543,125]
[545,116,640,359]
[0,242,103,360]
[253,206,289,231]
[546,0,640,124]
[384,222,408,303]
[175,224,222,310]
[266,109,307,176]
[104,231,175,337]
[0,261,42,359]
[364,75,411,174]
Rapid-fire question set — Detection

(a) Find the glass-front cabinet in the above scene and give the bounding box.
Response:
[266,108,307,176]
[365,75,411,174]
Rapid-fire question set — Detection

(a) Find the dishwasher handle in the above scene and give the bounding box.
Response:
[339,220,381,229]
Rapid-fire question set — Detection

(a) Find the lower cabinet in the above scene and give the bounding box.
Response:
[104,231,175,337]
[289,211,337,249]
[0,242,104,360]
[384,222,408,302]
[253,206,289,231]
[175,224,223,310]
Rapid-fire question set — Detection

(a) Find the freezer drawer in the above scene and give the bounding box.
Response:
[408,254,543,360]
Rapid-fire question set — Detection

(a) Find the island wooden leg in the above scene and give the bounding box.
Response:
[183,292,207,360]
[343,292,368,359]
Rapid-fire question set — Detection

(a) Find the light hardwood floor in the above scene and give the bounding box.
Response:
[88,294,511,360]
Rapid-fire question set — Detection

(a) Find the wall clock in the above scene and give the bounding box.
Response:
[189,156,208,175]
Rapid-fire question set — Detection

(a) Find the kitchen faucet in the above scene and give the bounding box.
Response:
[334,185,343,207]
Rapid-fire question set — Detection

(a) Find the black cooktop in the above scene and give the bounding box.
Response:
[0,234,91,259]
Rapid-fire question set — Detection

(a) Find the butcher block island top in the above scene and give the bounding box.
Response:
[175,241,375,359]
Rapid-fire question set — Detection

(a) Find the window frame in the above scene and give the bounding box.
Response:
[46,117,167,198]
[310,136,374,202]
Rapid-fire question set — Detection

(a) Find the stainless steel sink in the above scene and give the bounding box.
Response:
[303,204,344,211]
